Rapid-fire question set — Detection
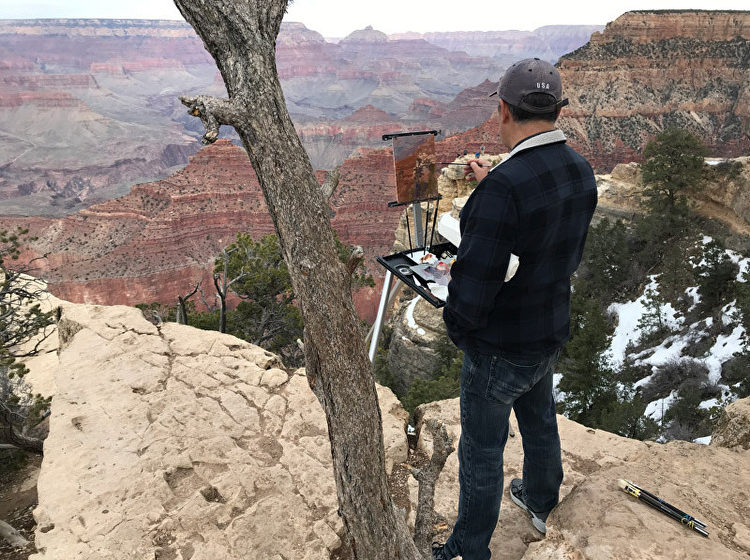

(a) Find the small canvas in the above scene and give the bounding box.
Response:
[392,133,439,203]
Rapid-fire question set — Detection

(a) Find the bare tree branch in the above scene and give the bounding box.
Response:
[176,282,201,325]
[0,399,43,454]
[345,246,365,278]
[321,166,340,201]
[412,419,455,554]
[179,95,244,145]
[199,283,218,313]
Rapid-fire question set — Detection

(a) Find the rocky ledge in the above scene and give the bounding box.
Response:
[26,303,750,559]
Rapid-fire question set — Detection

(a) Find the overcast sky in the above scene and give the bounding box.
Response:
[1,1,748,37]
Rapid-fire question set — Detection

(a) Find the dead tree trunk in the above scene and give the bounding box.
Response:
[0,402,43,454]
[172,1,423,558]
[176,282,200,325]
[0,520,29,548]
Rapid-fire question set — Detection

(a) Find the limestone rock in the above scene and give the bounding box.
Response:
[416,401,750,560]
[711,396,750,451]
[30,303,408,560]
[558,11,750,172]
[27,300,750,560]
[387,295,446,395]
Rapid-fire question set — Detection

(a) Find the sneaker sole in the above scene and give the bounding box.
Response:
[510,488,547,534]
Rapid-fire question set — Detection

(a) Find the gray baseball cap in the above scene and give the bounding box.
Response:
[490,58,569,114]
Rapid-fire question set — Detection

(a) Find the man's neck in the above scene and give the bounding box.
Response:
[505,122,556,151]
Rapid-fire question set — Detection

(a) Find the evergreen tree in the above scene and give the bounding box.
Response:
[576,218,634,302]
[637,283,672,345]
[598,385,659,441]
[658,241,696,306]
[636,128,708,267]
[695,238,739,312]
[216,233,304,366]
[641,128,708,215]
[0,227,54,453]
[401,336,462,415]
[663,383,713,441]
[557,297,618,426]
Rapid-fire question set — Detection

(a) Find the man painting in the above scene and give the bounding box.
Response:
[434,58,598,560]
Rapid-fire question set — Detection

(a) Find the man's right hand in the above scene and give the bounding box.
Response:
[464,159,491,183]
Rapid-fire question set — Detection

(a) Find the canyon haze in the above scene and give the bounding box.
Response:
[0,18,598,217]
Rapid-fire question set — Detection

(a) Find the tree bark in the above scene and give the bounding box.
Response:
[0,520,29,548]
[412,419,453,555]
[172,1,423,558]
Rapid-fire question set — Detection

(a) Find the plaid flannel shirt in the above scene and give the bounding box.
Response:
[443,130,598,357]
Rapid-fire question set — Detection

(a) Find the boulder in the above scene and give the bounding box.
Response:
[30,303,409,560]
[711,396,750,451]
[416,401,750,560]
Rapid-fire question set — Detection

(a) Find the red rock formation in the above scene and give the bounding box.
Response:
[557,10,750,171]
[12,140,404,323]
[0,73,95,91]
[0,18,597,211]
[421,11,750,173]
[0,91,83,107]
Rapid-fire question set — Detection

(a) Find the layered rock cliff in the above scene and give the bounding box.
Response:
[0,22,214,213]
[8,139,402,322]
[22,301,750,559]
[436,11,750,173]
[400,25,603,64]
[557,10,750,171]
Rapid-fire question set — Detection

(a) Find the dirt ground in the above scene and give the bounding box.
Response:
[0,455,41,560]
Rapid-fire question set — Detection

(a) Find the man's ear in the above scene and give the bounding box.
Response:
[499,101,511,124]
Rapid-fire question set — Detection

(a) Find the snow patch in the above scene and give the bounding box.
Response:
[645,391,678,422]
[405,296,426,336]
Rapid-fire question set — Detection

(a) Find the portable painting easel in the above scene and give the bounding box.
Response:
[367,130,456,362]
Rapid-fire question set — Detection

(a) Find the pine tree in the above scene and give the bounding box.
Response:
[695,239,739,312]
[557,297,618,426]
[641,128,708,215]
[1,227,54,453]
[637,283,671,345]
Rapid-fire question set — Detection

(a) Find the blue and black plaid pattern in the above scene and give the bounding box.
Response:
[443,137,597,357]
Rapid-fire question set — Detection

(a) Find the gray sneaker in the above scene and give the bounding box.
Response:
[510,478,548,534]
[431,542,448,560]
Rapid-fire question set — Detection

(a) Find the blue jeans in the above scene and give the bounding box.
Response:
[441,347,563,560]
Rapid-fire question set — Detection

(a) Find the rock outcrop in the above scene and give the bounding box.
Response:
[436,10,750,174]
[557,10,750,172]
[27,301,750,559]
[711,396,750,450]
[31,303,408,559]
[418,398,750,560]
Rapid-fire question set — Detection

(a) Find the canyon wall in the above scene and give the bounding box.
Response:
[6,139,403,322]
[0,18,595,216]
[557,10,750,171]
[4,10,750,324]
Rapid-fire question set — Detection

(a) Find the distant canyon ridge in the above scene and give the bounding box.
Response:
[2,10,750,321]
[0,17,598,216]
